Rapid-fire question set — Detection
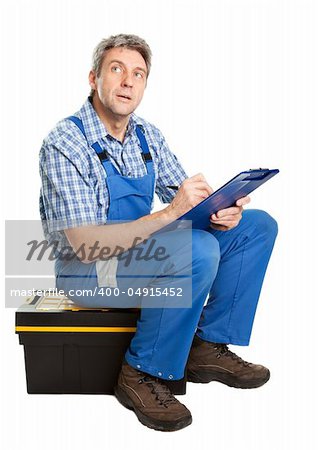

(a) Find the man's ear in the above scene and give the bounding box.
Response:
[88,70,97,91]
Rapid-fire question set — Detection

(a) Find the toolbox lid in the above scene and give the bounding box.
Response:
[15,291,140,331]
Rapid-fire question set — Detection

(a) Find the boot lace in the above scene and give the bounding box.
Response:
[138,374,178,408]
[212,343,252,367]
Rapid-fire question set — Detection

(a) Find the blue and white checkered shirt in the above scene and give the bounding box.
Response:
[39,97,188,250]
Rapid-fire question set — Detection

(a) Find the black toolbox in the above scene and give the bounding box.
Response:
[15,293,187,395]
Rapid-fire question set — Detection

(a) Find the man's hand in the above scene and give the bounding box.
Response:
[209,196,251,231]
[166,173,213,220]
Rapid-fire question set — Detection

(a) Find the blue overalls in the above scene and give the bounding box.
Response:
[55,116,278,381]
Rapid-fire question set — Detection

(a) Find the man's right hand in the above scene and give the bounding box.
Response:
[166,173,213,220]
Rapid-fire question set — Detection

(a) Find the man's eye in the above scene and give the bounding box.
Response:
[111,66,122,73]
[135,72,143,79]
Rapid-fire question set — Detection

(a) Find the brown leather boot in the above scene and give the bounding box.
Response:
[114,360,192,431]
[187,335,270,389]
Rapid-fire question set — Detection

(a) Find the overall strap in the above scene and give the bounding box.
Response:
[66,116,119,176]
[67,116,154,176]
[66,115,85,135]
[135,125,154,175]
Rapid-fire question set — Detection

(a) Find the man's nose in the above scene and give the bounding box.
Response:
[122,72,134,88]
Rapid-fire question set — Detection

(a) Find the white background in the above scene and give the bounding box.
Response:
[1,0,317,448]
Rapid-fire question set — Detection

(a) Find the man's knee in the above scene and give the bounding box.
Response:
[244,209,278,239]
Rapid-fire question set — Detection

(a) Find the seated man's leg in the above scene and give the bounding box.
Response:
[196,209,278,345]
[187,209,278,389]
[114,228,220,432]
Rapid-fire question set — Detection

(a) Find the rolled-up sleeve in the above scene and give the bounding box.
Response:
[40,139,99,232]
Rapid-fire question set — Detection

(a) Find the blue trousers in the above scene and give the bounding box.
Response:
[56,209,278,381]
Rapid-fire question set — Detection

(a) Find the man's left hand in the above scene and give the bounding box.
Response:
[209,196,251,231]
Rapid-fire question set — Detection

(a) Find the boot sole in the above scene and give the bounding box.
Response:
[114,385,192,432]
[187,369,270,389]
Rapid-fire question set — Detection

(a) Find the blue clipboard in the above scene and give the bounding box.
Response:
[160,168,279,233]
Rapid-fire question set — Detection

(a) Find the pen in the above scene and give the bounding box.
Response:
[166,185,179,191]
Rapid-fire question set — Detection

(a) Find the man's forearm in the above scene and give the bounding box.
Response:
[64,205,179,262]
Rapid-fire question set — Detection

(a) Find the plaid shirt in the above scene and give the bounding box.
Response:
[39,97,188,249]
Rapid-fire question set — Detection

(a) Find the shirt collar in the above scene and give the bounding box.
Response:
[78,96,143,145]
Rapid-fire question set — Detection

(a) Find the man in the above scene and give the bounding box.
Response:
[39,34,278,432]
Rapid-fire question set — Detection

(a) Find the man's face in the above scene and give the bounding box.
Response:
[89,47,148,118]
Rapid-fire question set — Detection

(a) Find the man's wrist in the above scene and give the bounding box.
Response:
[163,204,179,222]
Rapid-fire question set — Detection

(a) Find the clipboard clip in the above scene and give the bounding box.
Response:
[249,168,269,171]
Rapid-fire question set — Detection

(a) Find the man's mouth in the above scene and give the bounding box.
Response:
[116,93,132,101]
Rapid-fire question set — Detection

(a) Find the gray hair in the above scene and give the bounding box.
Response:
[90,34,152,96]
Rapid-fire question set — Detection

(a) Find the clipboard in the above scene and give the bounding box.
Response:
[160,168,279,232]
